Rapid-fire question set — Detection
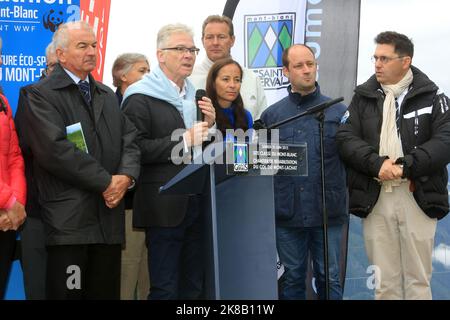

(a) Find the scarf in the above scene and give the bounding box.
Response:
[122,64,197,129]
[379,68,413,192]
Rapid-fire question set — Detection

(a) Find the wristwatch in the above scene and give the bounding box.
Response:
[128,176,136,190]
[395,157,410,179]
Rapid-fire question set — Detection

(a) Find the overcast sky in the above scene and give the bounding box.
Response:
[359,0,450,94]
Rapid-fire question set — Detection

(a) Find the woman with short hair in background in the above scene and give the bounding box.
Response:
[112,53,150,300]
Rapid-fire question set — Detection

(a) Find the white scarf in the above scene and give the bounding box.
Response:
[379,68,413,192]
[122,64,197,129]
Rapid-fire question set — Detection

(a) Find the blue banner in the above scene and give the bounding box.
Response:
[0,0,80,114]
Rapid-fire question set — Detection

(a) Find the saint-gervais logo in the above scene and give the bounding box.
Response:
[245,13,295,90]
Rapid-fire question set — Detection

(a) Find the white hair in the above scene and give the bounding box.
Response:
[156,23,194,49]
[52,21,93,50]
[45,41,56,58]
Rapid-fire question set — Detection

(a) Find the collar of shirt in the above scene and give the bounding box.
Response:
[169,79,187,98]
[63,68,90,85]
[204,55,233,70]
[204,56,214,70]
[290,87,316,95]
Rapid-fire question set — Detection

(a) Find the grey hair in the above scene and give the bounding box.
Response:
[45,41,56,59]
[157,23,194,49]
[52,21,93,50]
[0,36,2,50]
[112,53,149,88]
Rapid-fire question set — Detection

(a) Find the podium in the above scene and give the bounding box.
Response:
[160,159,278,300]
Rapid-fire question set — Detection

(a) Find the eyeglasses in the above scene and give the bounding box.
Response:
[161,46,200,55]
[371,55,405,64]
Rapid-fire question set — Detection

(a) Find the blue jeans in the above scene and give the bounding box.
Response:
[276,224,344,300]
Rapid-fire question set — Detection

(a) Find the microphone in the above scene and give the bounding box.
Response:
[253,119,267,130]
[195,89,207,121]
[257,97,345,130]
[303,97,344,116]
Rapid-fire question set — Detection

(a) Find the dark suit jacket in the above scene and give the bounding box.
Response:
[15,85,42,219]
[21,64,140,245]
[122,94,189,228]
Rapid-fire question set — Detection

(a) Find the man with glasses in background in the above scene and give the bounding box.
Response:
[122,23,216,300]
[190,15,267,119]
[337,31,450,299]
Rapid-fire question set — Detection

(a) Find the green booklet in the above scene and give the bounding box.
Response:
[66,122,89,154]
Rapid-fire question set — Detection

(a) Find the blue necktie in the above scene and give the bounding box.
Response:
[78,80,91,105]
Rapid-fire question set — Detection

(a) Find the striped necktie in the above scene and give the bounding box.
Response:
[395,98,400,136]
[78,80,91,105]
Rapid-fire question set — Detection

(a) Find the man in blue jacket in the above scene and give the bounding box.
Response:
[261,44,348,300]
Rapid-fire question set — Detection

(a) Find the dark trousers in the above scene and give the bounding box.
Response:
[20,217,47,300]
[46,243,121,300]
[146,197,204,300]
[0,231,16,299]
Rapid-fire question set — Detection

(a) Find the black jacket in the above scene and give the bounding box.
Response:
[15,85,42,219]
[21,64,141,245]
[122,94,189,228]
[336,66,450,220]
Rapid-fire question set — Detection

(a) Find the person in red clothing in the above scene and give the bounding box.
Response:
[0,36,27,299]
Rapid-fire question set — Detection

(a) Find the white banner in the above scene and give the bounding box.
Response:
[231,0,307,106]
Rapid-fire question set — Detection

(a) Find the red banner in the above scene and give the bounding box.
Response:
[80,0,111,81]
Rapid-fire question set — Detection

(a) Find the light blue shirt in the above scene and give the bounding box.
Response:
[63,68,89,85]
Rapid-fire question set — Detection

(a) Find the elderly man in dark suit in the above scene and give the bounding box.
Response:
[21,21,140,300]
[122,23,216,300]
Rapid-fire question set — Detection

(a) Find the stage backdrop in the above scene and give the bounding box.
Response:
[229,0,307,105]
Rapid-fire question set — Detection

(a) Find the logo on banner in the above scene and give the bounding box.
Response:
[244,13,295,90]
[43,9,65,32]
[0,1,81,117]
[233,143,249,172]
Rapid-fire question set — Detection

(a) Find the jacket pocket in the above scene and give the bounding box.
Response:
[274,177,295,221]
[314,120,339,157]
[347,169,380,218]
[278,127,294,143]
[413,172,449,220]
